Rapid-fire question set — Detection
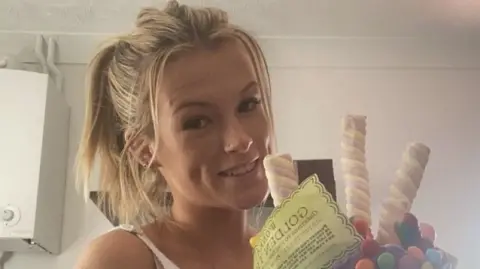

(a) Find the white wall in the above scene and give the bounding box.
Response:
[2,35,479,268]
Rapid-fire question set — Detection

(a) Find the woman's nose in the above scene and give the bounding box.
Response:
[223,120,253,153]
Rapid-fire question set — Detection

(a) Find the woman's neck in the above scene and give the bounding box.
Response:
[168,200,253,250]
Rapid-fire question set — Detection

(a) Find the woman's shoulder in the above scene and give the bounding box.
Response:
[74,225,157,269]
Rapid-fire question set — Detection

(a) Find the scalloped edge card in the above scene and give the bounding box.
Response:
[253,174,363,269]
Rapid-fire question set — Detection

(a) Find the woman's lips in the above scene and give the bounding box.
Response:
[218,158,259,177]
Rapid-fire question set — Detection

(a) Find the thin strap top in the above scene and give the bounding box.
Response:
[113,225,180,269]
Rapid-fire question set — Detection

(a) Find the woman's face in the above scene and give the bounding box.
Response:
[154,39,270,210]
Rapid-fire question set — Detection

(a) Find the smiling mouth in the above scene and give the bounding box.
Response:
[219,159,259,177]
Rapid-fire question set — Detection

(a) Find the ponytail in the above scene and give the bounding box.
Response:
[76,38,165,225]
[76,40,123,218]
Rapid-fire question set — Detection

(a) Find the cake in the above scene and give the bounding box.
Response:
[336,115,456,268]
[252,115,457,269]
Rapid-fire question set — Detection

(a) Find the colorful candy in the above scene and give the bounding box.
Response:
[416,238,435,252]
[361,238,381,257]
[355,258,375,269]
[419,223,436,243]
[339,213,455,269]
[421,261,434,269]
[403,213,419,228]
[394,213,424,249]
[353,218,372,239]
[376,252,396,269]
[425,248,443,266]
[398,254,422,269]
[249,235,258,248]
[384,244,406,259]
[407,246,425,261]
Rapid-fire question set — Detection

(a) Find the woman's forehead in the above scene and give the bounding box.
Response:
[160,40,256,100]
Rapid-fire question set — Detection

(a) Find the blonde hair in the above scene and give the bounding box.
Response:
[76,0,275,225]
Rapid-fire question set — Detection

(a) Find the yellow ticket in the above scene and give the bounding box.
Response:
[253,174,362,269]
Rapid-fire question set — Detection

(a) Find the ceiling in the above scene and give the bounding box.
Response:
[1,0,479,37]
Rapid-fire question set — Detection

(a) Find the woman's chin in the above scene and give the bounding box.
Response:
[230,180,269,210]
[235,195,269,210]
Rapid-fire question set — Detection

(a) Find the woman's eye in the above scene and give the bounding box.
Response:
[182,117,210,130]
[238,97,262,113]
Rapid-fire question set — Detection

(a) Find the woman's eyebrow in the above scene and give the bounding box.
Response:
[240,81,258,94]
[173,101,211,114]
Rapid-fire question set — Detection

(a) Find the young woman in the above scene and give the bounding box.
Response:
[75,1,275,268]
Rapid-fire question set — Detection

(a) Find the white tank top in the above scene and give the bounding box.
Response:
[113,225,180,269]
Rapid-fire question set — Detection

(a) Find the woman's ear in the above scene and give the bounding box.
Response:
[125,131,154,167]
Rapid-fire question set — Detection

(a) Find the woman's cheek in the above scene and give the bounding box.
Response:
[251,112,269,140]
